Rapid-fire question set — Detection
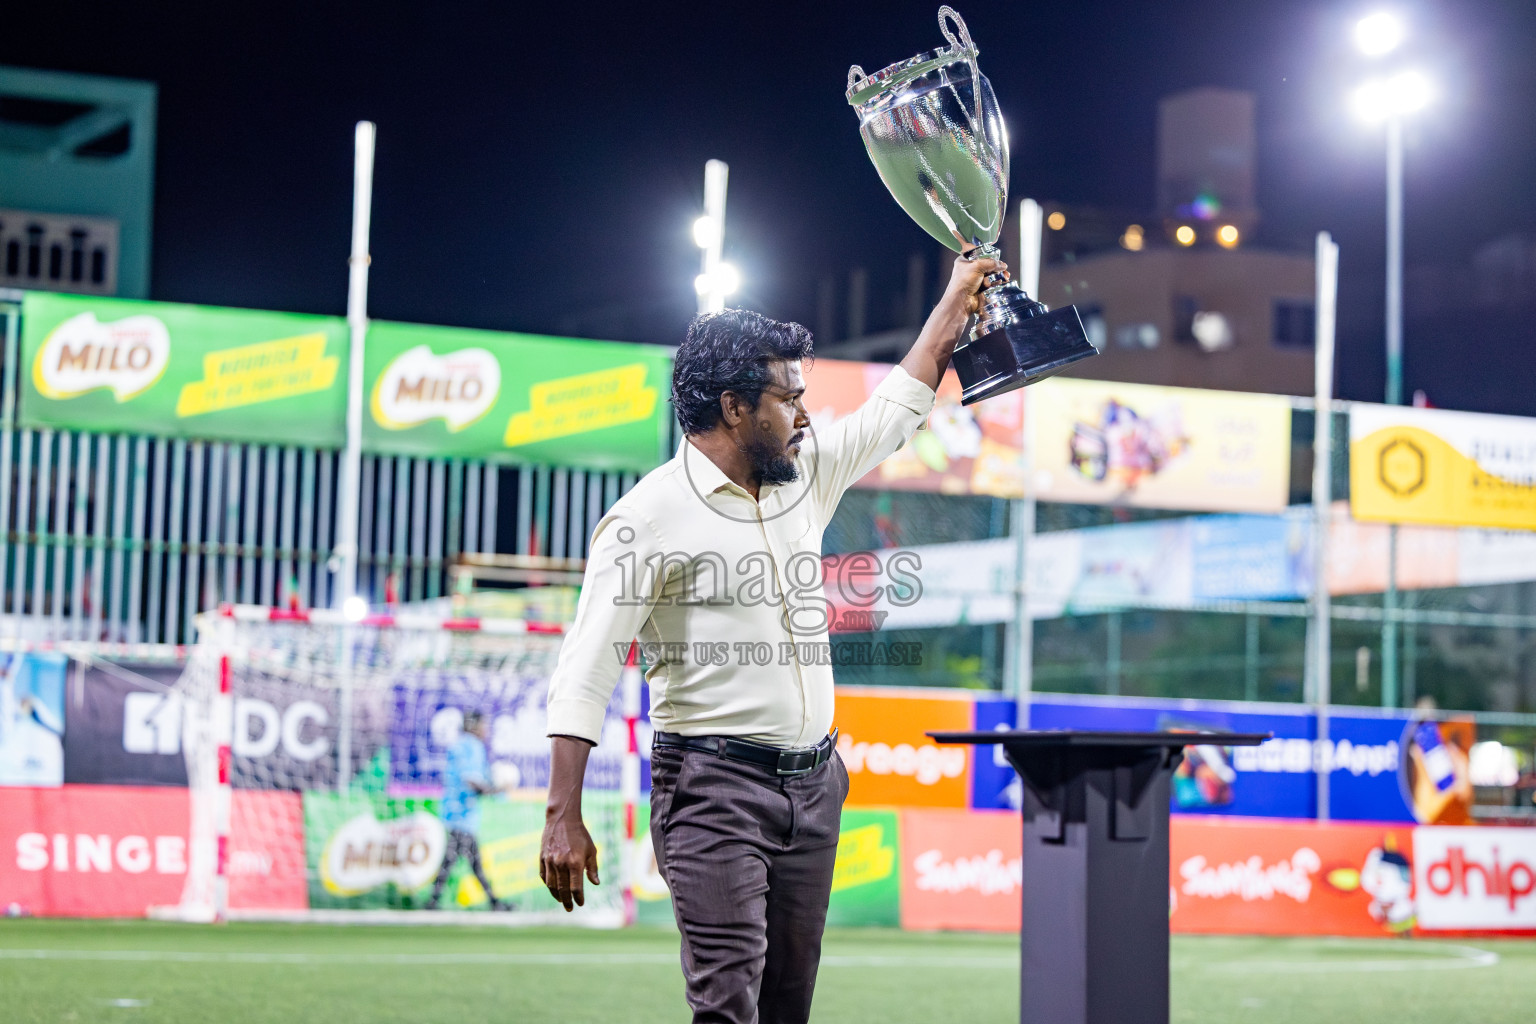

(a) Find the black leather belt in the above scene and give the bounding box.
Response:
[653,729,838,777]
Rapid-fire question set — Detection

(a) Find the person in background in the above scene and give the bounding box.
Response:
[426,709,507,911]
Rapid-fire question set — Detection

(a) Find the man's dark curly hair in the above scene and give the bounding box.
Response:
[672,309,815,435]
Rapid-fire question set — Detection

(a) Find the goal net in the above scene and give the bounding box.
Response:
[164,605,638,927]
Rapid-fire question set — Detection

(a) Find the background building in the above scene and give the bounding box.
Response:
[0,65,157,298]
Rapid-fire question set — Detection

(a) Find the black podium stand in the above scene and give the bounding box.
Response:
[927,730,1268,1024]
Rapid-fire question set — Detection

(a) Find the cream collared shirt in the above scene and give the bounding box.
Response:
[545,365,936,747]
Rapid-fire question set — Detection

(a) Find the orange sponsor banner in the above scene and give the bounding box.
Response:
[833,686,974,809]
[899,807,1021,931]
[803,359,1026,497]
[1170,817,1416,936]
[893,811,1420,936]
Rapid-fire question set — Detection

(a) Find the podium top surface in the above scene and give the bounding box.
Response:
[927,729,1270,748]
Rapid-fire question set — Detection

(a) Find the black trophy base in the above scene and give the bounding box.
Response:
[951,304,1098,405]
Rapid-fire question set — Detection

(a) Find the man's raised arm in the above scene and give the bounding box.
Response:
[899,254,1006,390]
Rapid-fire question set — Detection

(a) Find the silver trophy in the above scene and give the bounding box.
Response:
[847,6,1097,404]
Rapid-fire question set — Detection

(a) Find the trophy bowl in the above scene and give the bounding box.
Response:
[847,7,1098,405]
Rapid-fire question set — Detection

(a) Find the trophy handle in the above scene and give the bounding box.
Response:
[937,6,984,133]
[848,65,869,94]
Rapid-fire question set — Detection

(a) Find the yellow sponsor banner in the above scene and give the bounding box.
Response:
[1029,378,1292,512]
[503,363,657,448]
[1350,405,1536,531]
[831,823,896,893]
[175,332,339,417]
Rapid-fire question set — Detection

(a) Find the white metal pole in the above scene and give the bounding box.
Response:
[334,120,375,610]
[334,120,374,792]
[699,159,729,314]
[1008,199,1044,726]
[1312,231,1339,821]
[1382,115,1404,708]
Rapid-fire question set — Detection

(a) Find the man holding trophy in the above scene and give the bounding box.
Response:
[540,7,1092,1022]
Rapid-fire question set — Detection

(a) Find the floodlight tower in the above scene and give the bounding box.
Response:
[693,160,740,313]
[1350,11,1433,708]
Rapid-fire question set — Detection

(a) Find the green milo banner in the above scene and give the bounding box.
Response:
[20,291,347,447]
[19,292,673,472]
[302,789,625,912]
[632,805,902,927]
[827,808,901,927]
[363,320,671,472]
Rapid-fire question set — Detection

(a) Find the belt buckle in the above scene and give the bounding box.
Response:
[776,749,815,777]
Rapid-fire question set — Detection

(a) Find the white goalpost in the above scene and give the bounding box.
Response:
[159,604,640,927]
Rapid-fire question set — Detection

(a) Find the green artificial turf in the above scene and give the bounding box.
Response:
[1,919,1533,1023]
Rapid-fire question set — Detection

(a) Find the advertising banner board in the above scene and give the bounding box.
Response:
[1030,377,1292,512]
[1170,817,1417,936]
[898,807,1021,931]
[0,784,305,916]
[20,292,347,446]
[897,812,1420,936]
[18,293,675,472]
[803,360,1027,498]
[833,687,974,809]
[300,788,624,917]
[1351,404,1536,531]
[1,652,68,787]
[363,320,672,472]
[827,808,902,927]
[62,661,188,787]
[1414,826,1536,931]
[966,695,1428,824]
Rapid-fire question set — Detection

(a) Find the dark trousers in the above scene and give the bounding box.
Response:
[650,744,849,1024]
[426,828,501,909]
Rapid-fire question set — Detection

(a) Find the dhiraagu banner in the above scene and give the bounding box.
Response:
[20,291,346,446]
[364,320,672,472]
[1350,404,1536,531]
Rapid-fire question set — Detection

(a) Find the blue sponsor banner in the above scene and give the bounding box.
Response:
[968,694,1414,823]
[387,675,631,796]
[1,652,68,787]
[969,696,1020,811]
[1190,514,1311,601]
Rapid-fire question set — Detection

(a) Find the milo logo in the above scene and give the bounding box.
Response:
[318,811,447,896]
[371,344,501,432]
[33,311,170,402]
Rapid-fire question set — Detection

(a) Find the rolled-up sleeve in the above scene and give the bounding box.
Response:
[545,504,665,744]
[810,365,936,517]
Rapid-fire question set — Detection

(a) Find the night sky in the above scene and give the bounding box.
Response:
[7,0,1536,414]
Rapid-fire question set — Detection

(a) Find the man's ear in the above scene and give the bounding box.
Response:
[719,390,745,428]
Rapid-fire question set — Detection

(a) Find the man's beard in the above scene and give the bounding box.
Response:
[741,432,800,486]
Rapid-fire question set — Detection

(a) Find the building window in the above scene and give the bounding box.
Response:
[1172,295,1199,343]
[1273,301,1316,349]
[1114,323,1160,349]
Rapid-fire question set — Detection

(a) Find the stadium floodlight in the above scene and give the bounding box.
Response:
[696,159,732,313]
[1354,11,1406,57]
[1346,13,1435,709]
[691,215,720,249]
[1352,70,1434,122]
